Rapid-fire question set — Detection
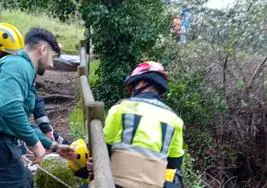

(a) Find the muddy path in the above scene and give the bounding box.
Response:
[35,64,78,141]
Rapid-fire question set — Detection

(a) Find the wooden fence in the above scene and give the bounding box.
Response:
[78,40,115,188]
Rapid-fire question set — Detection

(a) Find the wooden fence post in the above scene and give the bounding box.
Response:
[90,119,115,188]
[88,102,105,123]
[78,40,88,130]
[79,40,88,76]
[78,42,115,187]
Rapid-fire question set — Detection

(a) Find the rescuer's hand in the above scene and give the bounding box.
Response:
[28,141,46,158]
[55,144,76,160]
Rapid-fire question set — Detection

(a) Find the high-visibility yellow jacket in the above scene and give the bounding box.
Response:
[104,93,184,160]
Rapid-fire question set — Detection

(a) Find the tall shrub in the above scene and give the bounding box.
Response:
[79,0,169,107]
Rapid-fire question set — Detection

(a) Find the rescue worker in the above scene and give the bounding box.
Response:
[0,26,75,187]
[104,61,184,188]
[172,15,181,43]
[172,15,181,35]
[0,23,68,144]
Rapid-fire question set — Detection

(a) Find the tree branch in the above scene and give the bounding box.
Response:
[249,57,267,88]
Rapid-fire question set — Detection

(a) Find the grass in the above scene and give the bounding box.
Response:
[89,59,100,85]
[0,9,84,54]
[69,104,85,140]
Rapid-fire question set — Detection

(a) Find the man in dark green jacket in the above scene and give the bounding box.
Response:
[0,27,75,187]
[0,23,68,146]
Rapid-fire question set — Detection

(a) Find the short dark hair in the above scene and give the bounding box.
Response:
[25,28,61,56]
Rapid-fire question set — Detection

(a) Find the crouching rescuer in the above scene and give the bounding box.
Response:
[103,61,185,188]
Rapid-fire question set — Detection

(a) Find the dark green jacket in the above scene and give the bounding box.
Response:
[0,50,52,148]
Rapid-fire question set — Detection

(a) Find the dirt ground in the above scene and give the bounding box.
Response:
[35,66,78,140]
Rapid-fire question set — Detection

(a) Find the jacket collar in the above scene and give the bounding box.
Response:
[134,91,161,100]
[17,50,36,74]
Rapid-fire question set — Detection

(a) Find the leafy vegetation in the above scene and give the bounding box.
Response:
[79,0,169,108]
[89,59,100,85]
[35,155,86,188]
[69,103,85,140]
[182,149,205,188]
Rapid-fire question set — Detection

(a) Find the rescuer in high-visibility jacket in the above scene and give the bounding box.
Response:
[104,61,185,188]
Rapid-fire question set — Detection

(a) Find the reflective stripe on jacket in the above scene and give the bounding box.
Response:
[104,95,184,160]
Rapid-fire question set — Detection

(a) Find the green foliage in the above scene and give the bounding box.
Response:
[167,69,227,125]
[157,37,227,125]
[168,71,207,124]
[69,104,85,140]
[35,155,85,188]
[185,128,216,167]
[79,0,169,107]
[0,0,78,22]
[183,149,205,188]
[89,59,101,85]
[49,0,78,22]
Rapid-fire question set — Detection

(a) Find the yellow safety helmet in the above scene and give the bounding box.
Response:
[0,23,24,54]
[68,139,89,171]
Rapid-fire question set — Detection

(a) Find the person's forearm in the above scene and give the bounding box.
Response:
[28,141,46,157]
[33,125,53,149]
[3,100,40,146]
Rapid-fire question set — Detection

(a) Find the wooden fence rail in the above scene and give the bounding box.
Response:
[78,41,115,188]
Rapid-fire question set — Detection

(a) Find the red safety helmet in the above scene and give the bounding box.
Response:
[124,61,168,94]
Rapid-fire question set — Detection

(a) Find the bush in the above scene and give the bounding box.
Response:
[79,0,169,108]
[35,154,85,188]
[183,149,205,188]
[154,37,227,126]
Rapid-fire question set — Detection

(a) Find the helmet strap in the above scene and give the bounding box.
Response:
[0,51,8,59]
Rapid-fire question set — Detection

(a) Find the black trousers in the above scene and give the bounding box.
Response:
[0,135,33,188]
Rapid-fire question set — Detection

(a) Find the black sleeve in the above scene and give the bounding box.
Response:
[39,123,52,133]
[74,167,89,179]
[107,144,112,158]
[33,96,46,120]
[33,96,52,133]
[167,156,183,171]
